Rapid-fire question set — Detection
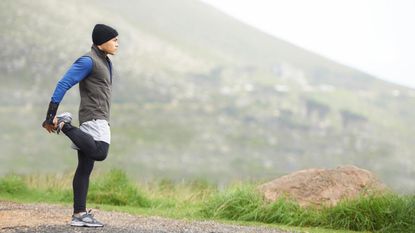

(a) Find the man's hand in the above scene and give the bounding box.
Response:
[42,117,58,133]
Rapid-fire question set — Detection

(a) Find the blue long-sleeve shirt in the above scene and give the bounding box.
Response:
[51,56,93,103]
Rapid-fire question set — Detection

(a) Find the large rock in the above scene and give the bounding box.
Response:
[258,165,388,207]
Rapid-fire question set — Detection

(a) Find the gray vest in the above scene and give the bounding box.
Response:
[78,45,112,124]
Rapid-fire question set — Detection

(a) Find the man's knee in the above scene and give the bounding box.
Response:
[93,151,108,161]
[93,142,109,161]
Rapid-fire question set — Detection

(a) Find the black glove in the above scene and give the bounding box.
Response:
[42,101,59,127]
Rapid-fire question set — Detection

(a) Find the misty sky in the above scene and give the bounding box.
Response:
[202,0,415,88]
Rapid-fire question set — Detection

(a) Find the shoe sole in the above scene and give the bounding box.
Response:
[70,221,103,227]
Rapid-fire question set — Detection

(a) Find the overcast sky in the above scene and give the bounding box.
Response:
[201,0,415,88]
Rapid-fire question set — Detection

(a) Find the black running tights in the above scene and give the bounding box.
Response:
[62,124,109,213]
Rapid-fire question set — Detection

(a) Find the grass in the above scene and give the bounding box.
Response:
[200,185,414,233]
[0,170,413,233]
[88,169,151,207]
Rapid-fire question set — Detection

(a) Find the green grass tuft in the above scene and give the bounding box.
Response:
[201,185,415,233]
[0,174,28,195]
[259,197,320,226]
[200,185,263,221]
[88,169,150,207]
[324,194,415,233]
[200,185,317,225]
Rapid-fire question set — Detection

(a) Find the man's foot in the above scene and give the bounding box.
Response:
[70,210,104,227]
[55,112,72,134]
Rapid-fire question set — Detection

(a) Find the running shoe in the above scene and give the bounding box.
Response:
[56,112,72,134]
[70,210,104,227]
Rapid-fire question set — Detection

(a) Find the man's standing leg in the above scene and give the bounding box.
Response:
[70,150,103,227]
[73,150,94,214]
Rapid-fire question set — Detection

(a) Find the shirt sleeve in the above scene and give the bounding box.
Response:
[50,56,93,103]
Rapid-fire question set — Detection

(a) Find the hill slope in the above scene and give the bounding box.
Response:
[1,0,415,192]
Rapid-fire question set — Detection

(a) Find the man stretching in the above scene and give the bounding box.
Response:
[42,24,119,227]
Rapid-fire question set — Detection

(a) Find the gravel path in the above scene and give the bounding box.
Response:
[0,201,297,233]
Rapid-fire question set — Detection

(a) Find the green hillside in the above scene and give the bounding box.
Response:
[1,0,414,192]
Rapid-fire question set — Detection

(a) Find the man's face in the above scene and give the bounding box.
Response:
[98,37,119,55]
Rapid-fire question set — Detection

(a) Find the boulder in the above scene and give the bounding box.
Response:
[258,165,388,207]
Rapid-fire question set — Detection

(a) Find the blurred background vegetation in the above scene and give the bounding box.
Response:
[1,170,414,232]
[1,0,414,192]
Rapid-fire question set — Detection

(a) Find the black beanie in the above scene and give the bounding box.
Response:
[92,24,118,45]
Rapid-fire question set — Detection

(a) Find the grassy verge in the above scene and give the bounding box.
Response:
[1,170,413,233]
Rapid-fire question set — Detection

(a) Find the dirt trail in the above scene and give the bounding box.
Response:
[0,201,294,233]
